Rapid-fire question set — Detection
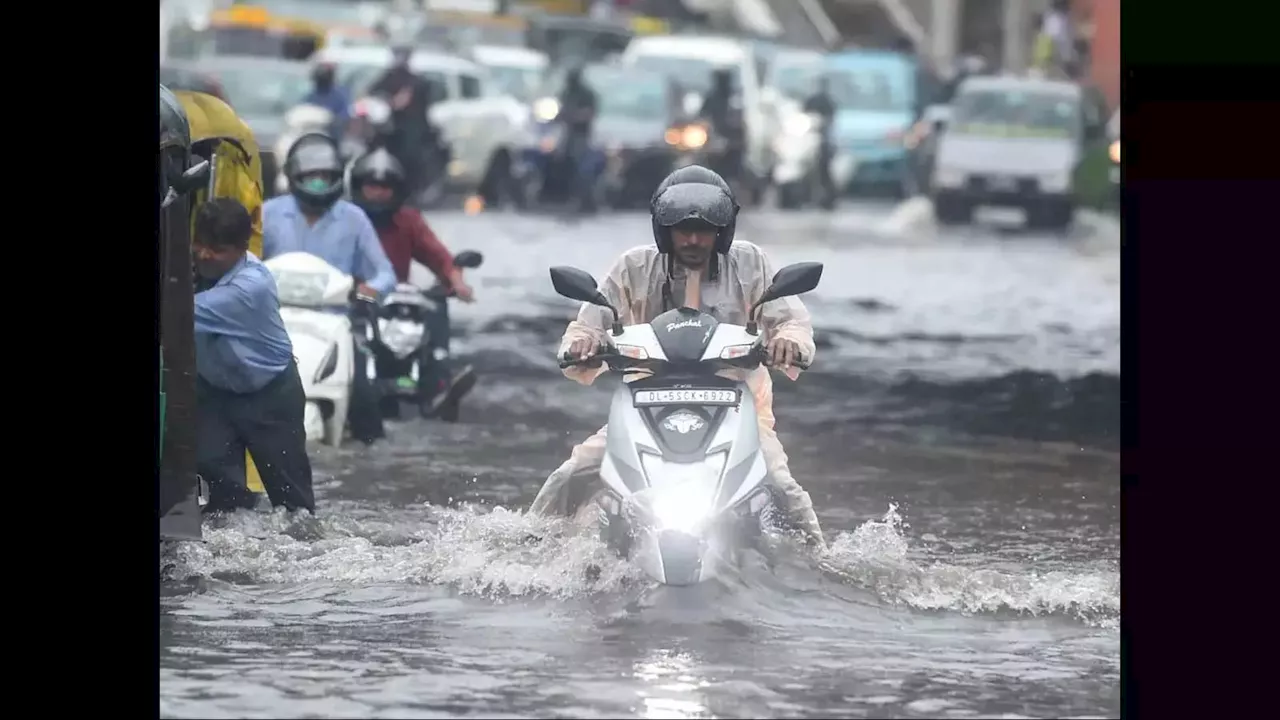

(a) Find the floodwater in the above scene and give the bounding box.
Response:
[160,204,1121,719]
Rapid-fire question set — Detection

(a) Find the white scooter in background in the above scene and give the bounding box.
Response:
[274,104,337,195]
[263,252,364,446]
[771,104,856,210]
[547,261,824,586]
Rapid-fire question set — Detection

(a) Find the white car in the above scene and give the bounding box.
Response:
[317,45,528,198]
[468,44,548,105]
[620,35,770,200]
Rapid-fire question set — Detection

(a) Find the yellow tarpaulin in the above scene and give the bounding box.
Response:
[175,90,267,495]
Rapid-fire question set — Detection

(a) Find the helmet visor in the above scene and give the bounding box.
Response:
[652,183,735,228]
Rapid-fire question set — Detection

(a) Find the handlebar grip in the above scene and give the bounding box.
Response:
[558,346,610,369]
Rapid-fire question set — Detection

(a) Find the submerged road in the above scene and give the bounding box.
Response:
[161,203,1121,719]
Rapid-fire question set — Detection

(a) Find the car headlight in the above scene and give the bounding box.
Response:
[933,167,966,188]
[533,97,559,122]
[1040,170,1072,193]
[682,124,708,149]
[783,113,812,136]
[1109,139,1120,164]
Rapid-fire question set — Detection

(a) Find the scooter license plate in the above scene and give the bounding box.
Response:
[633,388,739,406]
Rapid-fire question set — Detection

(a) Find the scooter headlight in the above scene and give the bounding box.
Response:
[783,113,813,136]
[637,452,727,532]
[533,97,560,122]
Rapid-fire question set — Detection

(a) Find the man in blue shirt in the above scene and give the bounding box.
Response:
[263,132,397,443]
[302,62,352,141]
[193,198,315,514]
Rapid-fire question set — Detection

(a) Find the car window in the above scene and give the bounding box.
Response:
[952,88,1081,137]
[772,64,821,101]
[460,73,482,99]
[206,66,312,116]
[826,67,904,112]
[629,54,741,94]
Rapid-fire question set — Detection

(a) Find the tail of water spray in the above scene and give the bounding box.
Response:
[819,504,1119,627]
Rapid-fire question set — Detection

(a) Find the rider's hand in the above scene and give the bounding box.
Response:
[767,337,802,368]
[453,280,475,303]
[356,283,378,301]
[392,88,412,110]
[566,337,596,361]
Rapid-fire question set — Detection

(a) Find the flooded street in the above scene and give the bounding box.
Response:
[161,205,1120,719]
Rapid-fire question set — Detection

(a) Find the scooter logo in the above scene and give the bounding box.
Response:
[666,319,702,332]
[663,411,704,434]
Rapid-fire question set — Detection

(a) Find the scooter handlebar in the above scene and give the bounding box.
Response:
[556,345,810,370]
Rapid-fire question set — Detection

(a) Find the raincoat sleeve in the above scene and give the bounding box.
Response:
[754,248,816,381]
[557,254,633,385]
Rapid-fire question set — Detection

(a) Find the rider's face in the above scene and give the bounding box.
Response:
[192,240,243,280]
[361,182,394,203]
[672,228,717,269]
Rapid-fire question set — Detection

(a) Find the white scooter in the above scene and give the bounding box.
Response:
[263,252,367,446]
[772,105,857,210]
[547,261,824,586]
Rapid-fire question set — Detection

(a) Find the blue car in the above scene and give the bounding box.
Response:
[824,51,919,197]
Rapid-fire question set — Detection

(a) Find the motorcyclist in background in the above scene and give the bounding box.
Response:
[349,148,479,421]
[262,133,397,444]
[528,165,826,548]
[697,68,746,184]
[369,45,435,199]
[802,74,837,209]
[302,61,352,140]
[556,65,599,211]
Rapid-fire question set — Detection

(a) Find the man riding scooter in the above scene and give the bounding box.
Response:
[262,132,397,445]
[802,74,837,210]
[368,44,440,202]
[697,68,746,188]
[349,148,480,421]
[555,65,599,213]
[302,61,352,141]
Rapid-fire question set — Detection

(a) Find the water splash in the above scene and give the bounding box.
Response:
[819,505,1119,627]
[164,505,640,598]
[164,503,1117,627]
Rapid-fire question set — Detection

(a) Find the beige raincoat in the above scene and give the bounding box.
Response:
[529,240,825,546]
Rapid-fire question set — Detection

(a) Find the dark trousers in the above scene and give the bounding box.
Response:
[420,300,452,403]
[348,340,385,443]
[198,360,315,513]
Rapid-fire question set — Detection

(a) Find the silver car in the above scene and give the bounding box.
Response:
[930,75,1106,230]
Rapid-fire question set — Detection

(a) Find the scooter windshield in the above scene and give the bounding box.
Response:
[650,308,718,363]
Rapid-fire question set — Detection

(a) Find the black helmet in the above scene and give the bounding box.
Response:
[284,132,345,213]
[649,165,739,256]
[159,85,192,208]
[349,148,407,227]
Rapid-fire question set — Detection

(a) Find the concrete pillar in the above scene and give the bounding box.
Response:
[1002,0,1030,72]
[929,0,959,69]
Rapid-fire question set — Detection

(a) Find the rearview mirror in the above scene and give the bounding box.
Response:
[159,160,211,209]
[765,262,824,301]
[746,262,824,334]
[550,266,623,335]
[549,266,605,305]
[454,250,484,269]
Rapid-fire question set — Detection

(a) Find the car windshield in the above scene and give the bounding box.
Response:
[209,65,312,115]
[772,64,821,100]
[486,64,542,101]
[826,67,903,112]
[629,54,740,94]
[952,88,1080,137]
[597,76,668,120]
